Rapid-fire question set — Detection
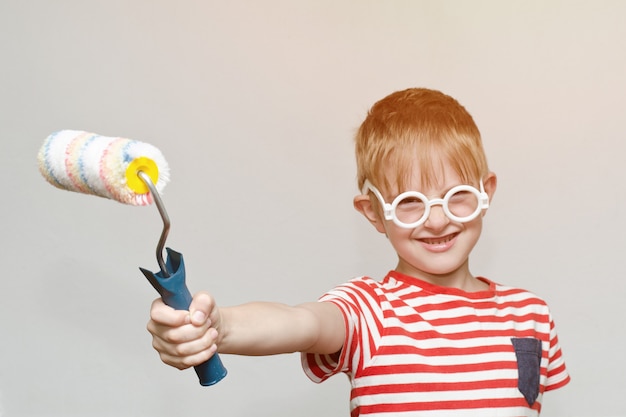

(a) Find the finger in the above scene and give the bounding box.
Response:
[153,327,218,356]
[147,318,212,344]
[189,291,215,326]
[158,343,218,370]
[149,297,190,326]
[152,329,219,369]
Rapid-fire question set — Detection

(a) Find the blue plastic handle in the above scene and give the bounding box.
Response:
[140,248,227,386]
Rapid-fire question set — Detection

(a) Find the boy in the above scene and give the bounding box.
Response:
[147,88,570,416]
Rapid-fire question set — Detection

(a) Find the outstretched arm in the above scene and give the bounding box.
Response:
[147,291,345,369]
[220,301,345,355]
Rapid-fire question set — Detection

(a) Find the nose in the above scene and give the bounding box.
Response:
[424,203,449,230]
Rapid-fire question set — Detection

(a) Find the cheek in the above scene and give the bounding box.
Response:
[385,223,417,242]
[460,218,484,241]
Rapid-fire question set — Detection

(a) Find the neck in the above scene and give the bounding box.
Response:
[394,261,488,292]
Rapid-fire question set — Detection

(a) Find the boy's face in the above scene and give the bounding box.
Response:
[354,158,497,289]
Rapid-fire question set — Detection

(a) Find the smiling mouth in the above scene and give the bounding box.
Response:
[419,233,458,245]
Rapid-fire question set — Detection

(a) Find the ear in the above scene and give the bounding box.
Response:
[482,171,497,214]
[354,194,387,234]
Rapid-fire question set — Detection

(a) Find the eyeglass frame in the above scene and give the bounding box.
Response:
[361,179,490,229]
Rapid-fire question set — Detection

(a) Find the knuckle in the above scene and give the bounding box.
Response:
[173,344,188,357]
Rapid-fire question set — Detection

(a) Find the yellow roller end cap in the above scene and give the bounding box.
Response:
[126,157,159,194]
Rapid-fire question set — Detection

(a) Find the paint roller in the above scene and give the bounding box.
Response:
[38,129,227,386]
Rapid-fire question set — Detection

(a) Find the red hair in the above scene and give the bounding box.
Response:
[355,88,489,195]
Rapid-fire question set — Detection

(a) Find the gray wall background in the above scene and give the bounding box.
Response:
[1,1,625,416]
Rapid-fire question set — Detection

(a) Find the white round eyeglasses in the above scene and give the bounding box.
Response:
[362,179,490,229]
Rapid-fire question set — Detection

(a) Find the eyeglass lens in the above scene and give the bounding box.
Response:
[394,189,480,225]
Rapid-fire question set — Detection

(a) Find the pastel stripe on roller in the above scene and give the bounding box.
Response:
[38,130,170,206]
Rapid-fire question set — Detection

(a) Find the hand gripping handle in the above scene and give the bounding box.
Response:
[140,248,227,386]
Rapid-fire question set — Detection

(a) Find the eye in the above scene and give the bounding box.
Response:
[448,190,473,203]
[397,196,425,210]
[447,190,481,218]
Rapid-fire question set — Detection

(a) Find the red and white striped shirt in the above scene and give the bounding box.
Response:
[302,271,570,416]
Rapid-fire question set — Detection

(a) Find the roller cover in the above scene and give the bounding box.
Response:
[38,130,170,205]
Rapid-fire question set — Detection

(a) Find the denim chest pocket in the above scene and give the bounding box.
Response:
[511,337,542,406]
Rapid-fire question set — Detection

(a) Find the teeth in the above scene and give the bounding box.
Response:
[424,235,453,245]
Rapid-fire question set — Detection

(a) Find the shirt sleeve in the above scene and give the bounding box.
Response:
[544,314,571,390]
[301,277,382,383]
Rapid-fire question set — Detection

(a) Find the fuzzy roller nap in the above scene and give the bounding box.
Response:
[38,130,169,205]
[38,130,227,386]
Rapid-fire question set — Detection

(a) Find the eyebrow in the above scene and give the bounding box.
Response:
[388,183,463,199]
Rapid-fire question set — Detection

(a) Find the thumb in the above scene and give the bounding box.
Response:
[189,291,214,326]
